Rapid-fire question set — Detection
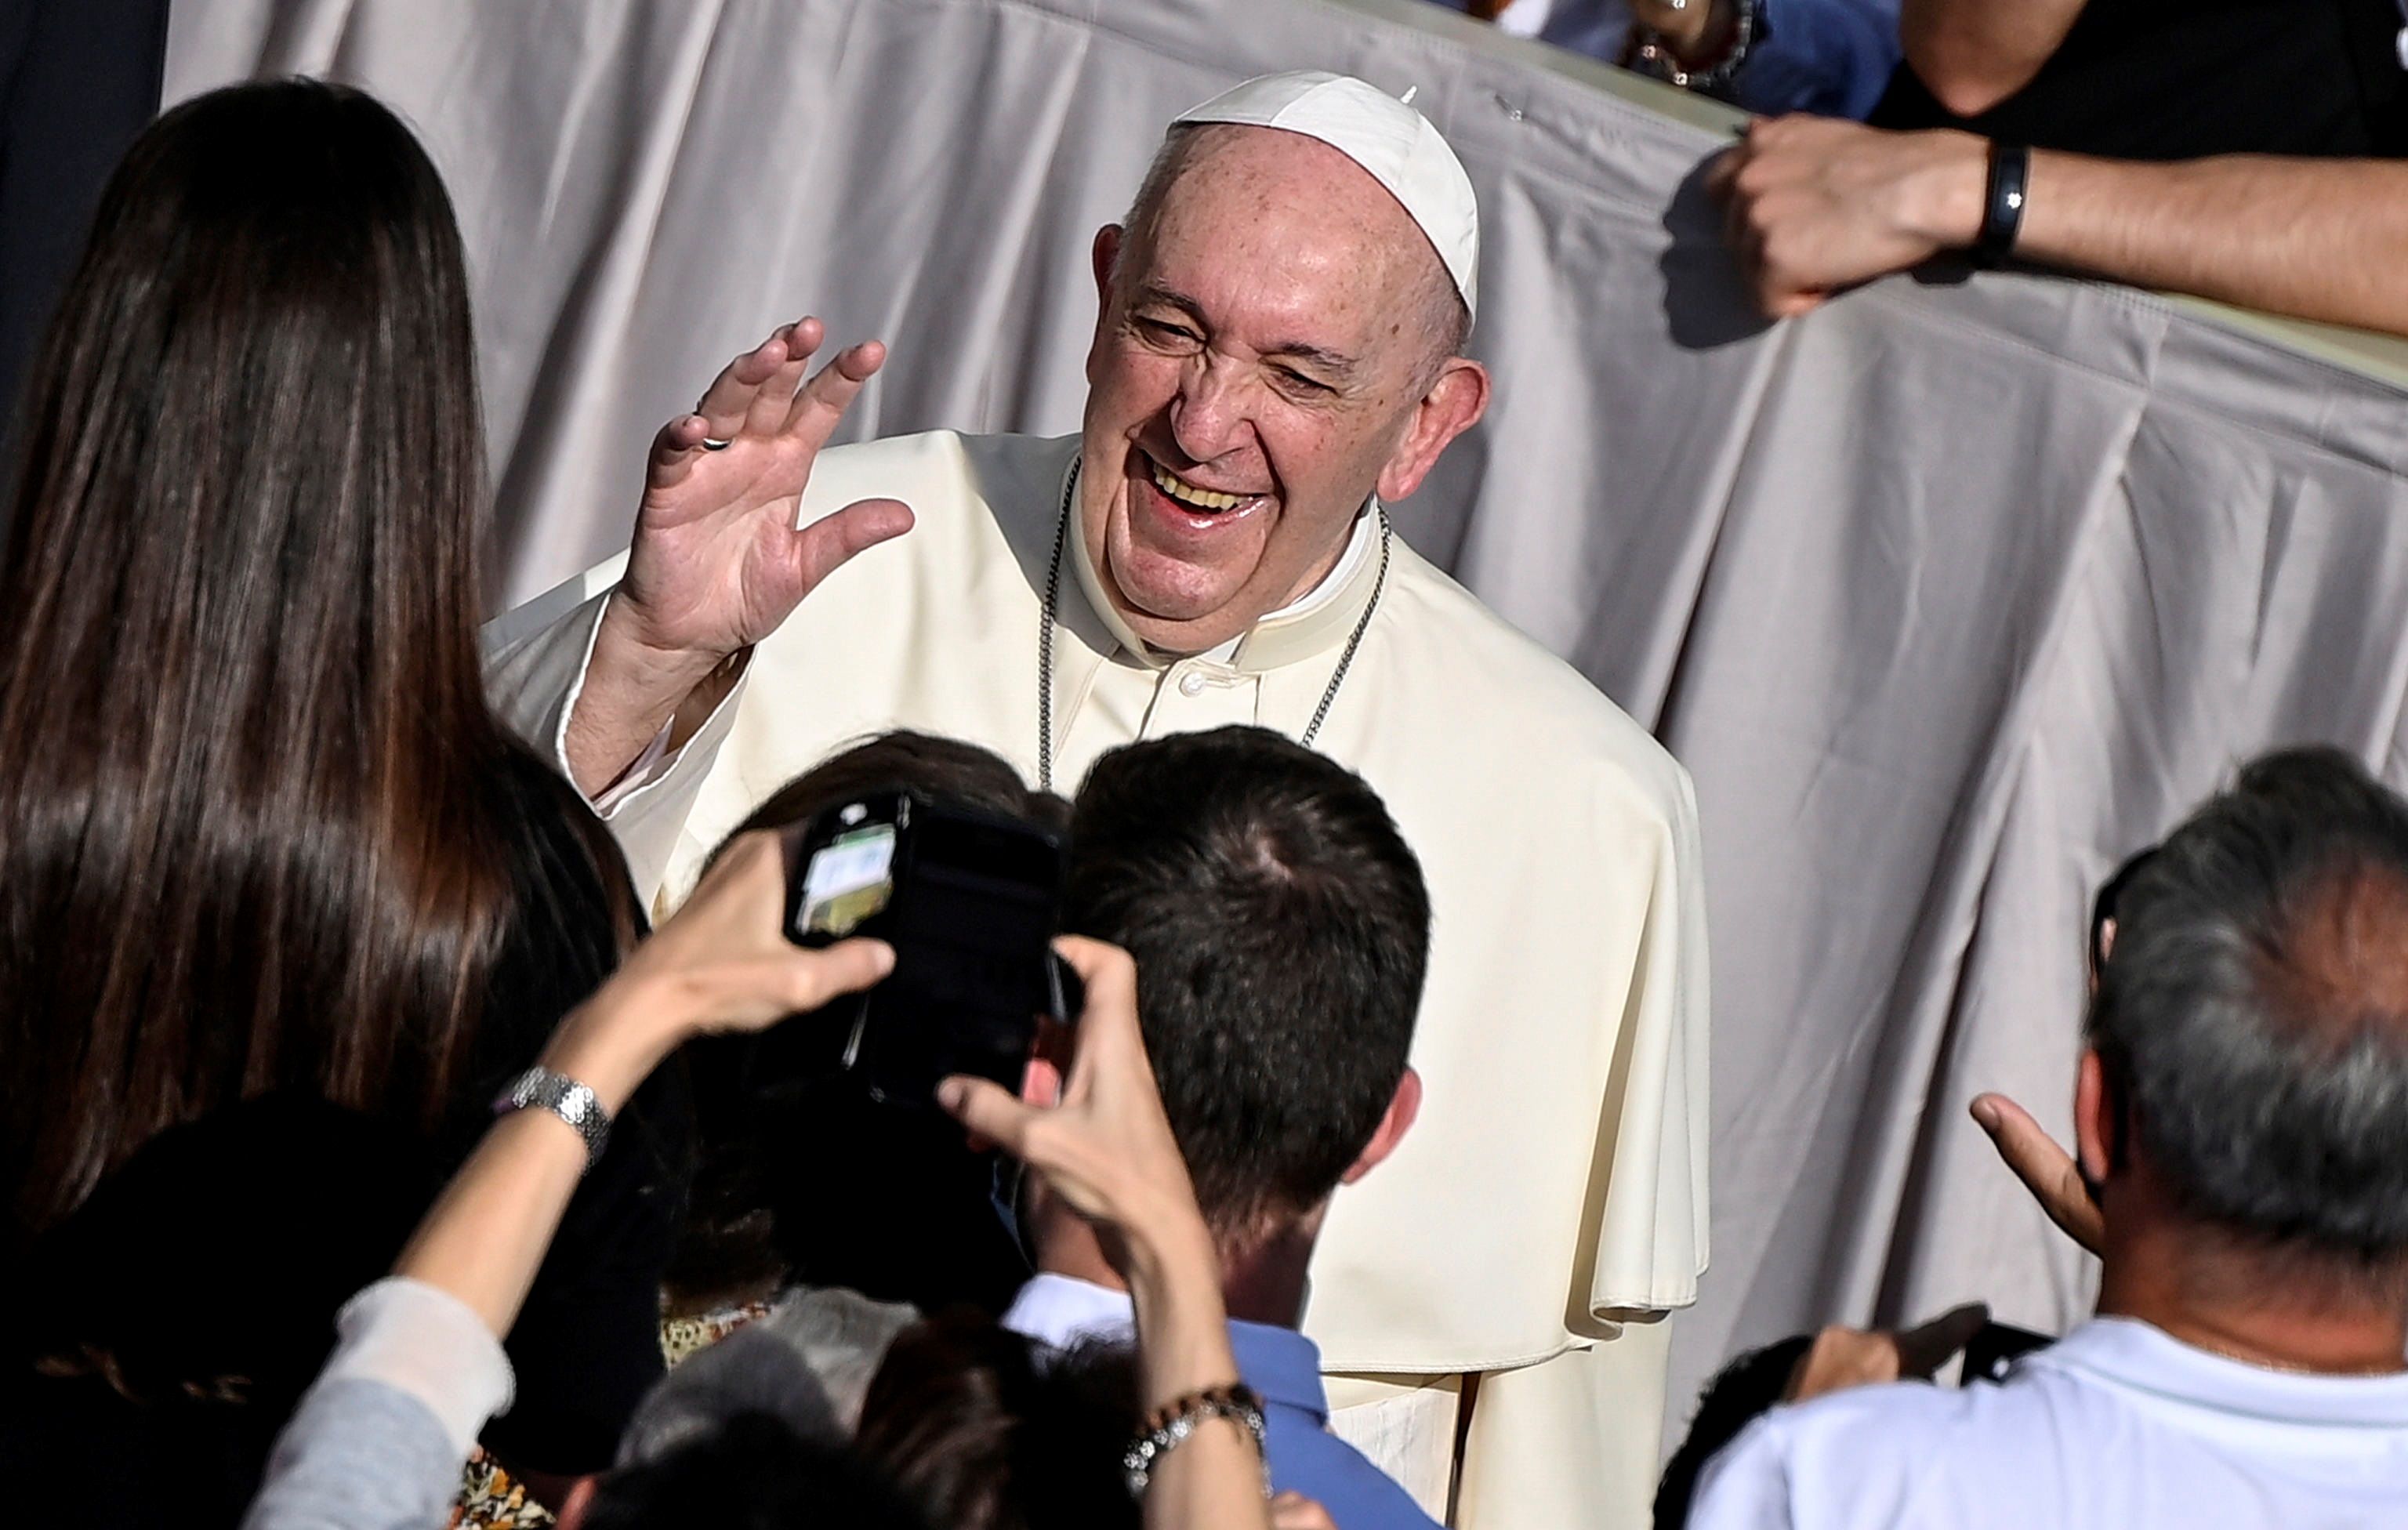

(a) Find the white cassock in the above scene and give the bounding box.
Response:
[485,430,1710,1529]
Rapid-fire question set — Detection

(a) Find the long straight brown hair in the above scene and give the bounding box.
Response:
[0,79,629,1251]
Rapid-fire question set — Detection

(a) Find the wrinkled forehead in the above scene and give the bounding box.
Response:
[1130,125,1447,351]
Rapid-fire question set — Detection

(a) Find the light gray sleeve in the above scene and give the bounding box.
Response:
[241,1380,466,1530]
[241,1279,516,1530]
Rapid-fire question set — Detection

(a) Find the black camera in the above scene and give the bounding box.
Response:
[774,790,1074,1108]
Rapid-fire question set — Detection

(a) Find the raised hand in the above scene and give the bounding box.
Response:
[1783,1302,1991,1403]
[1708,117,1989,319]
[935,936,1206,1252]
[1971,1092,2105,1255]
[570,319,915,792]
[536,828,892,1108]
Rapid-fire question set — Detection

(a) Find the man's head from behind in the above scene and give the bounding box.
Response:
[1078,73,1489,654]
[1059,726,1431,1251]
[2083,746,2408,1296]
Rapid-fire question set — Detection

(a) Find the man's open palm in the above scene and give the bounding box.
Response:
[618,317,914,660]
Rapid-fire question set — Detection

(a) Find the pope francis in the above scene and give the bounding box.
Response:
[487,72,1709,1529]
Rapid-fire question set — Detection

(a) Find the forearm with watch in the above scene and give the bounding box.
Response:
[393,974,693,1339]
[1119,1201,1274,1530]
[1900,136,2408,336]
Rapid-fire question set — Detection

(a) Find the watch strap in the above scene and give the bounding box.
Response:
[493,1067,611,1169]
[1973,142,2030,269]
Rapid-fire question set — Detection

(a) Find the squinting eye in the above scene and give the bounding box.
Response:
[1278,369,1332,395]
[1137,318,1199,345]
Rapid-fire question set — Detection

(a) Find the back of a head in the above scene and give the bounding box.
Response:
[853,1314,1139,1530]
[2091,746,2408,1271]
[0,78,582,1248]
[1065,724,1431,1235]
[718,731,1069,853]
[584,1412,933,1530]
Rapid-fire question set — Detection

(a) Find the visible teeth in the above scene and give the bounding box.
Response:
[1151,462,1247,512]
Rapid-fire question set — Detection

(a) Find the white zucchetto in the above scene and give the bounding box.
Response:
[1173,70,1481,326]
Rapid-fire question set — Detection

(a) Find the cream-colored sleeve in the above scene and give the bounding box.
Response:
[1586,757,1713,1319]
[1452,1318,1674,1530]
[480,560,747,905]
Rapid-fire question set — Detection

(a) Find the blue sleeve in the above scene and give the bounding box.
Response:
[1735,0,1902,119]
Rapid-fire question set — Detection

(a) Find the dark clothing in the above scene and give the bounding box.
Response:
[1872,0,2408,161]
[669,1035,1032,1319]
[0,749,684,1525]
[464,753,691,1477]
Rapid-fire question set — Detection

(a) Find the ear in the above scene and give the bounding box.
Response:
[2073,1048,2115,1186]
[555,1476,600,1530]
[1340,1068,1423,1186]
[1376,358,1489,504]
[1092,225,1125,316]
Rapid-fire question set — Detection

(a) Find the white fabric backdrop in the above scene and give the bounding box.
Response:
[165,0,2408,1442]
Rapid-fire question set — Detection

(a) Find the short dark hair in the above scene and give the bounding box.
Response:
[583,1411,930,1530]
[854,1314,1138,1530]
[1064,726,1431,1234]
[2090,746,2408,1263]
[714,730,1068,857]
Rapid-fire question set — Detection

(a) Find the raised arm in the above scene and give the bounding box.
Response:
[567,319,914,796]
[940,937,1273,1530]
[1713,115,2408,337]
[245,833,890,1530]
[393,830,892,1330]
[1898,0,2090,117]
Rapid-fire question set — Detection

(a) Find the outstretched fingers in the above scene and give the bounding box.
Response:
[691,318,825,443]
[783,498,915,596]
[1971,1093,2105,1255]
[782,339,888,452]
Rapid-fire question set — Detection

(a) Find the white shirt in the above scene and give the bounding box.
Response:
[1001,1271,1138,1348]
[1690,1317,2408,1530]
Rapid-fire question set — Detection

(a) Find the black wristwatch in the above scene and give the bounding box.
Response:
[1972,142,2031,269]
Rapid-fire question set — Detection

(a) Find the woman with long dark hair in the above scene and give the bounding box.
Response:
[0,78,676,1511]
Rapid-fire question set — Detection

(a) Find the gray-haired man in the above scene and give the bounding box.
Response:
[1692,745,2408,1530]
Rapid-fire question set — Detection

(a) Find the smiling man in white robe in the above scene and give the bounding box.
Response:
[487,72,1709,1529]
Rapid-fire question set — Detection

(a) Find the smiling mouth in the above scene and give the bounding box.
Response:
[1148,459,1259,514]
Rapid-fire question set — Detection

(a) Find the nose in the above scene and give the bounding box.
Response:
[1166,351,1256,466]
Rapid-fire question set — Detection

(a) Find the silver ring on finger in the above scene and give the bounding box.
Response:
[701,436,733,451]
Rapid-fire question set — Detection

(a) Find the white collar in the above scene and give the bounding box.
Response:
[2039,1318,2408,1427]
[1063,449,1389,676]
[999,1271,1135,1351]
[1184,509,1375,665]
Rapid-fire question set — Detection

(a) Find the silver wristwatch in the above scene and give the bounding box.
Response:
[493,1068,611,1169]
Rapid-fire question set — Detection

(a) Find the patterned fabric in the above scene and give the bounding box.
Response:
[659,1300,774,1369]
[451,1447,554,1529]
[440,1301,778,1527]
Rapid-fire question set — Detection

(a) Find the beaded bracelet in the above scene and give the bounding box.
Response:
[1121,1382,1270,1498]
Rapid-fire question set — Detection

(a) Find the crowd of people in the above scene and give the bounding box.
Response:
[2,10,2407,1530]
